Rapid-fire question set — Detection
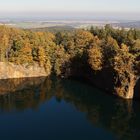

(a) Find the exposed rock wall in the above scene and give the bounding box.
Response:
[62,66,140,99]
[0,62,139,99]
[0,62,50,79]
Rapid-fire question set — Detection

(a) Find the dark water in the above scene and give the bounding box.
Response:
[0,77,140,140]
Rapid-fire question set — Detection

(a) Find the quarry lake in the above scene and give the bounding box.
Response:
[0,76,140,140]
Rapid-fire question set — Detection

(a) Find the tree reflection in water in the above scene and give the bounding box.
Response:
[0,76,140,140]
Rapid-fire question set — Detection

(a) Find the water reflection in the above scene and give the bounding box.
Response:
[0,77,140,140]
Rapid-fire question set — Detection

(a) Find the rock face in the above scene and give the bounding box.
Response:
[0,62,50,79]
[0,62,139,99]
[93,71,138,99]
[62,66,140,99]
[114,73,137,99]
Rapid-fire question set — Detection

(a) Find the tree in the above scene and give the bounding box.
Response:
[0,34,9,61]
[113,44,135,98]
[88,46,103,71]
[37,47,46,67]
[102,36,119,67]
[130,39,140,55]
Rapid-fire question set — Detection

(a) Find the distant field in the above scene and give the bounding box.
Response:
[0,20,140,30]
[0,20,118,29]
[30,26,75,33]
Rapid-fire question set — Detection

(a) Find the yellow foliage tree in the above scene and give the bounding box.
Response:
[88,46,103,71]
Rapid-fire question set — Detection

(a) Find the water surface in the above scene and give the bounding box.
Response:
[0,77,140,140]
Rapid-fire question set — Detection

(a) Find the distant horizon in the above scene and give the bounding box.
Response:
[0,0,140,21]
[0,11,140,21]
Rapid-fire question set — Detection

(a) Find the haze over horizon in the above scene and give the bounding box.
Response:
[0,0,140,20]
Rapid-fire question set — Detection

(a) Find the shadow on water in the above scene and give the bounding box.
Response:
[134,77,140,99]
[0,76,140,140]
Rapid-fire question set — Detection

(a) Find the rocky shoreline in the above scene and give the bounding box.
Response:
[0,62,140,99]
[0,62,50,79]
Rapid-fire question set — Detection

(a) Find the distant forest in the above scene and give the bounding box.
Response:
[0,25,140,98]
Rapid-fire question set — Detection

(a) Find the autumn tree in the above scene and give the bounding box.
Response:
[113,44,135,98]
[37,47,46,67]
[88,46,103,71]
[102,36,119,67]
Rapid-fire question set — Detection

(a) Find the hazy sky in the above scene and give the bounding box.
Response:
[0,0,140,20]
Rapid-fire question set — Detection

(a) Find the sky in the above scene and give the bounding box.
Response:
[0,0,140,20]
